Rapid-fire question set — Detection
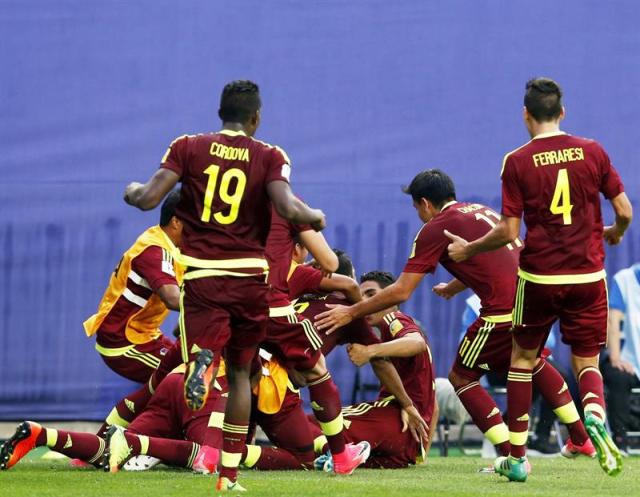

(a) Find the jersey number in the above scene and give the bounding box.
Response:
[201,165,247,224]
[474,210,523,250]
[550,168,573,225]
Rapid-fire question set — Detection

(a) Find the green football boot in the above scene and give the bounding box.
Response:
[585,413,623,476]
[494,455,528,482]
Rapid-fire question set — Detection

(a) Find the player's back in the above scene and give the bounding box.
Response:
[161,130,290,270]
[502,132,624,277]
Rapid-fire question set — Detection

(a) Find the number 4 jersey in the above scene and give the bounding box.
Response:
[501,131,624,283]
[160,130,291,274]
[404,201,519,319]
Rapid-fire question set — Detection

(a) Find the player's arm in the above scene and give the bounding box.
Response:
[347,332,427,366]
[124,169,180,211]
[299,230,339,273]
[156,284,180,311]
[267,181,326,231]
[315,272,424,333]
[317,274,362,304]
[432,278,467,300]
[370,358,429,443]
[445,216,520,263]
[604,192,633,246]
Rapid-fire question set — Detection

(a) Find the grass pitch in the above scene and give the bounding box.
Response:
[1,450,637,497]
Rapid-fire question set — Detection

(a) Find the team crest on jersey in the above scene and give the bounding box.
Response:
[389,319,404,337]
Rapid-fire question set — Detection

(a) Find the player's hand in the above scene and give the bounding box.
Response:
[306,259,333,278]
[444,230,471,262]
[400,404,429,444]
[611,357,635,374]
[314,304,353,334]
[432,282,455,300]
[346,343,373,366]
[603,225,624,246]
[124,182,144,205]
[310,210,327,232]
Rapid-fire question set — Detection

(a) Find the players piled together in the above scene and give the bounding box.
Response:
[0,77,632,487]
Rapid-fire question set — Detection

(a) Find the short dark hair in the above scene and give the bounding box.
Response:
[360,270,396,289]
[333,249,354,277]
[402,169,456,208]
[524,78,563,122]
[218,80,261,124]
[160,189,181,226]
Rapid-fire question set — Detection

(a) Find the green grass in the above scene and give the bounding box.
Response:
[1,450,638,497]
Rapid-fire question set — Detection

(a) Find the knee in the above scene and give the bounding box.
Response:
[448,370,468,390]
[302,361,328,383]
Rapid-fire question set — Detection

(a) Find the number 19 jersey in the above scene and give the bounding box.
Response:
[500,132,624,282]
[160,129,290,273]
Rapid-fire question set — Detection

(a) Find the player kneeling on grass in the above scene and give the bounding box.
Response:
[0,367,222,474]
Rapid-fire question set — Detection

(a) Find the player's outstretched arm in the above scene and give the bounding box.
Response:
[446,215,520,262]
[370,358,429,443]
[315,272,424,333]
[432,278,466,300]
[267,181,326,231]
[347,334,427,365]
[124,169,180,211]
[156,284,180,311]
[604,192,633,246]
[317,274,362,303]
[299,230,339,273]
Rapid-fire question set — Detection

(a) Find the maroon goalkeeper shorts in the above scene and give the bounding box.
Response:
[512,277,608,357]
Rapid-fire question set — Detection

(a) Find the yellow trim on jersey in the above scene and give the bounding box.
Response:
[518,268,606,285]
[218,129,247,137]
[500,140,532,177]
[178,254,269,271]
[481,313,512,324]
[268,305,296,318]
[95,343,135,357]
[183,269,264,280]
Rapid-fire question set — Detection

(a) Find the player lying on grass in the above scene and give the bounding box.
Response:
[83,191,185,434]
[316,169,593,475]
[239,258,433,470]
[446,78,632,481]
[0,367,223,474]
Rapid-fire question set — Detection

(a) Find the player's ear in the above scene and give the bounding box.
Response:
[522,106,528,122]
[559,106,566,121]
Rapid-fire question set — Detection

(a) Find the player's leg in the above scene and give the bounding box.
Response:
[0,422,106,470]
[450,318,512,456]
[561,280,622,476]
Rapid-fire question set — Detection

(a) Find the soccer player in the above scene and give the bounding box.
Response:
[315,169,591,473]
[0,367,224,474]
[123,80,335,491]
[84,190,183,383]
[446,78,633,481]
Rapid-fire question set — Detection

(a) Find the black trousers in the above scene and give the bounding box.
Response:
[601,358,640,445]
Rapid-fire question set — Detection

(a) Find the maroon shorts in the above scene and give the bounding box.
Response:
[96,332,174,383]
[326,398,419,468]
[451,318,513,381]
[129,373,227,446]
[181,275,269,367]
[512,278,608,357]
[252,388,316,461]
[262,313,322,371]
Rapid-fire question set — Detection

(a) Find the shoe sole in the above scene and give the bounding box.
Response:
[104,426,129,474]
[0,422,38,470]
[585,417,623,477]
[184,349,214,411]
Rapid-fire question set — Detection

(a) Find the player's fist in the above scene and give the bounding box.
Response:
[124,182,144,205]
[603,225,624,246]
[444,230,470,262]
[432,283,454,300]
[310,209,327,232]
[346,343,372,366]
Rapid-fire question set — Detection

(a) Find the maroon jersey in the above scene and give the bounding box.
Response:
[160,130,290,272]
[265,209,312,307]
[376,311,435,419]
[404,201,518,318]
[293,294,380,357]
[287,264,323,301]
[100,246,177,341]
[501,132,624,281]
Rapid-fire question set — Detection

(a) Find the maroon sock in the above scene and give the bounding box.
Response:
[143,435,200,468]
[36,429,106,466]
[578,366,607,422]
[219,418,249,482]
[111,385,154,426]
[533,360,587,445]
[456,382,510,456]
[242,445,312,470]
[507,367,533,458]
[308,372,345,456]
